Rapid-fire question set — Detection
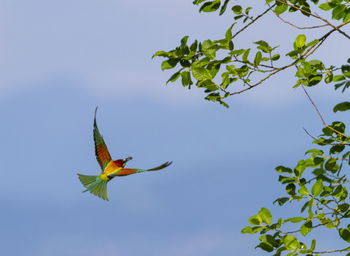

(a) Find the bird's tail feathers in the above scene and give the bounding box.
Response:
[77,174,109,201]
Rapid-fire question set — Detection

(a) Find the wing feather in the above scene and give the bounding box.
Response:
[109,161,172,177]
[93,107,112,170]
[148,161,173,171]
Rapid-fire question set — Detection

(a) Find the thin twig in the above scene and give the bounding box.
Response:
[231,4,276,40]
[274,0,350,40]
[275,14,328,30]
[301,85,350,140]
[314,13,350,40]
[229,24,328,96]
[279,223,325,235]
[302,127,350,146]
[229,65,290,95]
[313,247,350,254]
[303,127,318,141]
[301,86,327,126]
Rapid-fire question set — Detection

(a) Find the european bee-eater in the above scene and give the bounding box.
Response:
[78,107,172,201]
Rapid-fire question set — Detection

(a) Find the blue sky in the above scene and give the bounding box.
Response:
[0,1,349,255]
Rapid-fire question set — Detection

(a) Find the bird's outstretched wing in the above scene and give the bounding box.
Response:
[93,107,112,170]
[147,161,173,171]
[112,161,172,177]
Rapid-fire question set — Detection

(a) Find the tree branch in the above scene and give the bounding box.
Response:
[274,0,350,40]
[301,85,350,140]
[275,14,328,30]
[313,247,350,254]
[231,4,276,40]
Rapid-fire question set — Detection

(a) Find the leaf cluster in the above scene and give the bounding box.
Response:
[154,0,350,107]
[240,105,350,255]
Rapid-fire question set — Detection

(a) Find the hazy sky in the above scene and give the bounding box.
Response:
[0,1,349,255]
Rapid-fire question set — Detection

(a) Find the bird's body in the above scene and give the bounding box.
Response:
[77,107,172,201]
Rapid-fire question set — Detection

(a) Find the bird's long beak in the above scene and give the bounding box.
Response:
[125,156,133,162]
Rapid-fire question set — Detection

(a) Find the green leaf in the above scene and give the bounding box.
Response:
[254,51,262,66]
[283,235,300,250]
[241,226,263,234]
[200,79,219,92]
[248,215,263,225]
[310,239,316,251]
[256,242,274,252]
[324,158,339,173]
[286,49,302,59]
[332,4,347,20]
[333,75,346,82]
[295,34,307,48]
[232,5,242,14]
[276,166,293,174]
[339,228,350,243]
[300,220,312,236]
[180,36,189,48]
[205,92,220,102]
[258,207,272,225]
[193,0,206,5]
[181,71,193,86]
[274,197,289,206]
[306,39,319,48]
[271,54,280,61]
[287,217,305,223]
[305,74,323,87]
[191,67,213,81]
[199,0,221,12]
[192,57,210,68]
[331,121,346,133]
[166,71,181,84]
[344,10,350,22]
[225,23,235,42]
[299,185,309,195]
[219,0,230,15]
[161,59,179,70]
[190,40,198,52]
[230,49,245,56]
[319,2,332,11]
[330,144,345,154]
[275,4,288,15]
[334,102,350,112]
[254,40,273,53]
[305,149,324,156]
[342,65,350,77]
[152,51,171,58]
[286,183,296,195]
[313,168,325,176]
[202,40,217,59]
[311,179,323,196]
[336,203,350,213]
[279,175,295,184]
[325,70,333,83]
[242,48,250,62]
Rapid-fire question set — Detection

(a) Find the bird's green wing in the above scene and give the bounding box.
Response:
[93,107,112,170]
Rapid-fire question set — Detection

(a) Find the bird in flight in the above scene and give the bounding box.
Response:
[78,107,172,201]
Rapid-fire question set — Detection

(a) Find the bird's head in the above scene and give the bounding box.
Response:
[123,156,133,166]
[113,156,133,168]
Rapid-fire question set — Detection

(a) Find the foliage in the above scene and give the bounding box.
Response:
[154,0,350,255]
[154,0,350,107]
[242,121,350,255]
